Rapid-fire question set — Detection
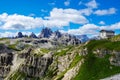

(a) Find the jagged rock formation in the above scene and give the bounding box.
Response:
[59,34,81,45]
[51,30,62,39]
[17,32,24,38]
[29,32,37,38]
[0,44,13,53]
[62,59,84,80]
[1,36,120,80]
[76,35,89,43]
[0,53,13,78]
[38,27,53,38]
[19,52,53,79]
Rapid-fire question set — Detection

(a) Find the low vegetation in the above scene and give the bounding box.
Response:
[74,40,120,80]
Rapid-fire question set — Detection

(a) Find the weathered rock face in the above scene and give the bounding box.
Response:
[93,49,120,66]
[57,53,75,73]
[0,44,13,53]
[52,30,62,39]
[19,52,53,79]
[76,35,89,43]
[59,34,81,45]
[0,53,13,78]
[62,59,84,80]
[110,51,120,66]
[38,27,53,38]
[54,30,62,38]
[29,32,37,38]
[17,32,24,38]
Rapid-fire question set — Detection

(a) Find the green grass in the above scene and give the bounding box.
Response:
[74,53,120,80]
[74,40,120,80]
[0,38,8,41]
[69,53,82,68]
[8,41,20,51]
[55,46,73,56]
[9,71,40,80]
[40,48,50,53]
[55,69,68,80]
[111,34,120,41]
[8,45,19,51]
[86,40,120,51]
[9,71,27,80]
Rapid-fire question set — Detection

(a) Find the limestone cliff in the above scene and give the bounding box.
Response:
[0,39,120,80]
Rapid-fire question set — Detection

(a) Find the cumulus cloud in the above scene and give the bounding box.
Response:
[0,8,89,30]
[60,22,120,36]
[0,13,44,30]
[0,32,17,38]
[62,24,100,35]
[79,8,93,16]
[100,22,120,30]
[44,8,89,27]
[94,8,117,16]
[64,0,70,6]
[85,0,98,9]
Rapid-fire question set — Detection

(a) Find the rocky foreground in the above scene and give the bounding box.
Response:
[0,32,120,80]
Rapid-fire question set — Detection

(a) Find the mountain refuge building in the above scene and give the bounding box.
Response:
[100,30,115,39]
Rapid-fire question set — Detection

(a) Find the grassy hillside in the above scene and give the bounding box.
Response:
[111,34,120,41]
[74,40,120,80]
[3,38,120,80]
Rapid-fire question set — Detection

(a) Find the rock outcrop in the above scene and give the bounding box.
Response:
[52,30,62,39]
[17,32,24,38]
[18,51,53,79]
[29,32,37,38]
[0,53,13,78]
[76,35,89,43]
[38,27,53,38]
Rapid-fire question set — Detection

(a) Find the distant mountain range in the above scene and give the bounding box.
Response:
[15,27,89,43]
[76,35,89,43]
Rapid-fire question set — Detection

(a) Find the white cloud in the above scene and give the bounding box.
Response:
[99,21,105,25]
[0,13,44,30]
[44,8,88,27]
[85,0,98,9]
[64,0,70,6]
[0,32,17,38]
[79,8,93,16]
[0,8,89,30]
[62,24,100,35]
[94,8,116,16]
[100,22,120,30]
[60,22,120,36]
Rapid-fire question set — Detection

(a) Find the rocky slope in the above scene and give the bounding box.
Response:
[0,35,120,80]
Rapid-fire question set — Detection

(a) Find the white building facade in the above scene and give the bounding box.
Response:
[100,30,115,39]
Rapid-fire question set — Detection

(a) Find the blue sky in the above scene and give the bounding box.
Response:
[0,0,120,37]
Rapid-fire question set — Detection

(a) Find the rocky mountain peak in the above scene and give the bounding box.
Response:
[17,32,24,38]
[53,30,62,38]
[52,30,62,39]
[76,35,89,43]
[29,32,37,38]
[38,27,53,38]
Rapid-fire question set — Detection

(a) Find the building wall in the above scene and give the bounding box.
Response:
[100,32,107,39]
[100,32,114,39]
